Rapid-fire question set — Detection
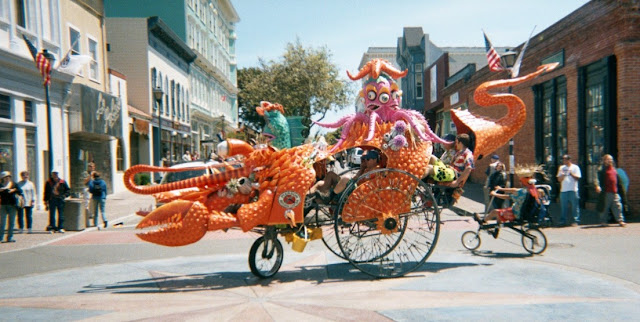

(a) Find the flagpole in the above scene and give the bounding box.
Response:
[41,49,56,175]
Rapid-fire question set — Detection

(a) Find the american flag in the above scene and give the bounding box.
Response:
[483,31,504,72]
[22,35,52,86]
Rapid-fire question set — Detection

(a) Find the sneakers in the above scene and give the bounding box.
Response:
[57,229,65,233]
[473,213,483,223]
[28,228,33,234]
[619,221,627,227]
[491,228,500,239]
[17,229,24,234]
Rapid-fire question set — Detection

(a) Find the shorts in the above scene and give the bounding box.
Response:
[495,208,516,223]
[430,160,456,182]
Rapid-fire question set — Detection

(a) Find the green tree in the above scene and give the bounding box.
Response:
[237,39,353,138]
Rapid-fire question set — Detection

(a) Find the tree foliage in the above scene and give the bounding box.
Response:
[238,39,353,138]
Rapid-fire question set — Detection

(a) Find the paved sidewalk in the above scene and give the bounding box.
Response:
[0,190,155,254]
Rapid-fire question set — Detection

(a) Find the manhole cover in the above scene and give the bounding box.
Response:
[548,243,574,249]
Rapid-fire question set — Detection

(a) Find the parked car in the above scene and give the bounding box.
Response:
[348,147,363,167]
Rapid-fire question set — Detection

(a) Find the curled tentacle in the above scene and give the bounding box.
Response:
[124,164,252,195]
[347,58,408,81]
[452,62,559,159]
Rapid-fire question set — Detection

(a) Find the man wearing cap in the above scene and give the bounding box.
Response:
[43,170,71,233]
[0,171,23,243]
[484,154,501,211]
[439,133,457,165]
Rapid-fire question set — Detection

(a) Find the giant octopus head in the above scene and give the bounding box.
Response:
[360,75,402,120]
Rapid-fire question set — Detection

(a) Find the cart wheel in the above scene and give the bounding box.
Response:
[320,167,360,260]
[461,231,481,250]
[521,228,547,255]
[335,168,440,278]
[249,236,283,278]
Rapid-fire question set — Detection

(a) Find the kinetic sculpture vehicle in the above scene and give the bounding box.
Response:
[124,58,558,278]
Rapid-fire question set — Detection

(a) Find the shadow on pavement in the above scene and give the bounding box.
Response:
[78,261,485,294]
[469,250,533,259]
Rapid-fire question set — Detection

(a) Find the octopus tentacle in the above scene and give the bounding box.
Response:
[452,63,559,159]
[313,115,351,128]
[124,164,251,195]
[365,112,379,141]
[346,58,408,81]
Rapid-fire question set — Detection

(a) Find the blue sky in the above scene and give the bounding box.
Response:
[231,0,590,133]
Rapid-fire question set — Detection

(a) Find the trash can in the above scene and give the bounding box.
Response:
[63,198,86,231]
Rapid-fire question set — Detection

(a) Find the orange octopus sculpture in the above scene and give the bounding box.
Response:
[124,59,558,247]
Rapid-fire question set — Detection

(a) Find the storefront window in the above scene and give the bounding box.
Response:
[585,84,605,195]
[0,129,14,172]
[534,76,567,184]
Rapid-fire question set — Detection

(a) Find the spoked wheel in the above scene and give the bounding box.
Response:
[249,232,284,278]
[521,227,547,255]
[461,231,481,250]
[335,168,440,278]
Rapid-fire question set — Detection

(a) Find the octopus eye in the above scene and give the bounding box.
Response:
[367,90,377,101]
[238,178,247,185]
[379,93,390,104]
[392,91,400,100]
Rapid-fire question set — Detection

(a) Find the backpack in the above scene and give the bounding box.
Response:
[91,181,103,197]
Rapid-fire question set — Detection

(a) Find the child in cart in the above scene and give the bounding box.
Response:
[474,164,544,238]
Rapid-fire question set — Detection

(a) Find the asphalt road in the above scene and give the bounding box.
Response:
[0,176,639,321]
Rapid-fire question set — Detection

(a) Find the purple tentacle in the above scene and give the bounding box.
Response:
[313,115,351,128]
[396,111,452,144]
[364,112,379,141]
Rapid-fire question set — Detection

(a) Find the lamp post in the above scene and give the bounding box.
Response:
[42,49,55,174]
[500,49,518,188]
[152,87,164,169]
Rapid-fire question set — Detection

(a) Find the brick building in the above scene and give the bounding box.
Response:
[439,0,640,215]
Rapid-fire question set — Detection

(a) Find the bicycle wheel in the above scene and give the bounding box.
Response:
[249,236,284,278]
[335,168,440,278]
[461,231,481,250]
[521,228,547,255]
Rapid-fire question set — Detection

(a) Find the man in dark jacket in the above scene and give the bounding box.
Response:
[0,171,23,243]
[594,154,627,227]
[43,170,71,233]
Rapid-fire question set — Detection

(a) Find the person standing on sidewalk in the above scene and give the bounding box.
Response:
[0,171,23,243]
[594,154,627,227]
[81,162,95,222]
[17,171,36,234]
[44,170,70,233]
[557,154,581,226]
[89,171,108,229]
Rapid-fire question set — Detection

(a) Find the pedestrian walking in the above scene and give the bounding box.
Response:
[594,154,627,227]
[44,170,71,233]
[0,171,23,243]
[557,154,581,226]
[82,162,95,222]
[484,154,500,211]
[89,171,108,229]
[16,171,36,234]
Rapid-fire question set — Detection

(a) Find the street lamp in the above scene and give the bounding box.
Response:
[152,86,164,168]
[42,49,56,175]
[501,49,518,188]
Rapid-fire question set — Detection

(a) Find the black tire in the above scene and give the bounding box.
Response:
[461,231,481,250]
[335,168,440,278]
[249,236,284,278]
[521,228,547,255]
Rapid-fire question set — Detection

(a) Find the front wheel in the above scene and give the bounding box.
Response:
[249,236,284,278]
[521,228,547,255]
[461,231,481,250]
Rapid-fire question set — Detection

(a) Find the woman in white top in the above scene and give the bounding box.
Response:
[17,171,36,234]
